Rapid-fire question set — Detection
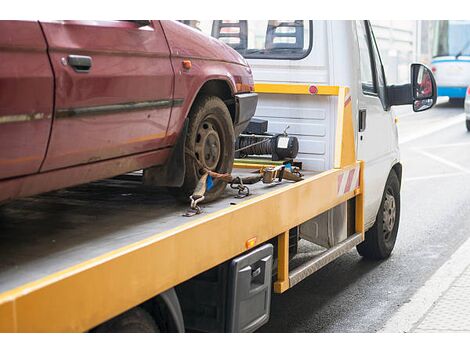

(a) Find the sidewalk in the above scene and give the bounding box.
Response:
[381,236,470,333]
[412,263,470,333]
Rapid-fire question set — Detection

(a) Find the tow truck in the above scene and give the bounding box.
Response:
[0,20,436,332]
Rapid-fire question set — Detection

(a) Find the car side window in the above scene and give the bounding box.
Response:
[356,20,376,94]
[367,22,388,109]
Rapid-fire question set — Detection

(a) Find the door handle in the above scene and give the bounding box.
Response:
[67,55,92,73]
[358,109,366,132]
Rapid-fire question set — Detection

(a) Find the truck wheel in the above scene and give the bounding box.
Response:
[92,307,160,333]
[178,96,235,202]
[466,120,470,132]
[356,171,400,260]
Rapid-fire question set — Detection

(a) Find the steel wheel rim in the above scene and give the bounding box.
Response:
[382,190,396,241]
[194,114,222,173]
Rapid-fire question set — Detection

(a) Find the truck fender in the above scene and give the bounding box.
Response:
[154,288,185,333]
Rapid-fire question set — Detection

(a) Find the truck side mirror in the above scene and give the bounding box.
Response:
[411,63,437,112]
[386,63,437,112]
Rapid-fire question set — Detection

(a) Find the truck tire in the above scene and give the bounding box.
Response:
[356,170,400,260]
[92,307,160,333]
[177,96,235,202]
[466,120,470,132]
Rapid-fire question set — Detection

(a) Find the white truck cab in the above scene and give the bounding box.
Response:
[195,20,437,257]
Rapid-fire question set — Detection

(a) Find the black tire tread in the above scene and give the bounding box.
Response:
[173,95,234,203]
[357,170,400,260]
[92,307,159,333]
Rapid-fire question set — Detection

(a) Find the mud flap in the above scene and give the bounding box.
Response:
[143,119,189,188]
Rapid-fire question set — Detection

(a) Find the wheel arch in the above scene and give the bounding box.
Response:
[391,162,403,187]
[191,79,236,124]
[145,288,185,332]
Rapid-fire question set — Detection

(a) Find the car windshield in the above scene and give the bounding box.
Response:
[185,20,312,60]
[433,20,470,57]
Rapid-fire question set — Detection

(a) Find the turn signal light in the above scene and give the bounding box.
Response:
[245,237,257,249]
[182,59,192,70]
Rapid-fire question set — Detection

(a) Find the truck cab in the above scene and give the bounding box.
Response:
[196,20,436,252]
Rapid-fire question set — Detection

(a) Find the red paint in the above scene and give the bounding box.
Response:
[40,20,174,170]
[0,20,254,203]
[0,21,54,179]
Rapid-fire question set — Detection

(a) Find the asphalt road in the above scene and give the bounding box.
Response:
[260,100,470,333]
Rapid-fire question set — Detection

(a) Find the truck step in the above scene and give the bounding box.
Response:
[288,233,363,288]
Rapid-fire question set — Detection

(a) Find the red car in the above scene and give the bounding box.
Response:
[0,20,257,203]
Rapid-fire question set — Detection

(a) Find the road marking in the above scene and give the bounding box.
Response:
[404,171,467,182]
[399,113,465,144]
[413,148,470,173]
[381,235,470,332]
[418,141,470,150]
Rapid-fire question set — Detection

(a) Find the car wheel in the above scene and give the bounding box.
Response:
[356,170,401,260]
[466,120,470,132]
[176,96,235,202]
[92,307,160,333]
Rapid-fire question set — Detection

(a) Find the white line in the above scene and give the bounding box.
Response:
[414,149,470,173]
[404,172,467,182]
[419,141,470,150]
[380,235,470,332]
[399,113,465,145]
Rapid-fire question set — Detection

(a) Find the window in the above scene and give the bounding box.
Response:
[356,21,388,110]
[433,20,470,57]
[368,23,388,109]
[191,20,312,60]
[356,21,375,94]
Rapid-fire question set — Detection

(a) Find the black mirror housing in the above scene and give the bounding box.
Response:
[386,63,437,112]
[411,63,437,112]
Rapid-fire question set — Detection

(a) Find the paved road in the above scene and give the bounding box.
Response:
[260,100,470,332]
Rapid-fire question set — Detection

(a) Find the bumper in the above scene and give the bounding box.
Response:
[465,99,470,119]
[437,86,467,98]
[234,92,258,136]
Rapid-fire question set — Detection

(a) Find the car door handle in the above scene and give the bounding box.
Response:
[67,55,92,73]
[358,109,366,132]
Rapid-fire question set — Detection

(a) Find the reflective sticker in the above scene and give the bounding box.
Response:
[308,85,318,95]
[277,136,289,149]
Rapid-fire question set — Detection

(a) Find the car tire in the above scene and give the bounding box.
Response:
[175,96,235,203]
[92,307,160,333]
[466,120,470,132]
[356,170,400,260]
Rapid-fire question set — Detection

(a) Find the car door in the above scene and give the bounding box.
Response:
[0,21,54,180]
[39,20,174,171]
[355,20,395,226]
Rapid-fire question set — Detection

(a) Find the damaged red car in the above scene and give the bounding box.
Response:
[0,20,257,203]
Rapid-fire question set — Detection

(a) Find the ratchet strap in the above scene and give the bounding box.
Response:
[183,163,304,217]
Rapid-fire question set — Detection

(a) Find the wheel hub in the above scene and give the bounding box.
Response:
[382,191,396,238]
[194,119,221,171]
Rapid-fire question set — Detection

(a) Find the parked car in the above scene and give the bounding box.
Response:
[465,86,470,131]
[0,20,257,203]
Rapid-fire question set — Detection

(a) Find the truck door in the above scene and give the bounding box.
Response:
[39,20,174,171]
[355,20,395,226]
[0,21,54,180]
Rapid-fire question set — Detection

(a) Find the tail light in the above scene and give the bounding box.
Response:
[467,86,470,96]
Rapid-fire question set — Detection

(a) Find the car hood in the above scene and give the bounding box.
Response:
[159,20,248,67]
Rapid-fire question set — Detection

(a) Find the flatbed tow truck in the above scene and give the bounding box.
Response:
[0,84,365,332]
